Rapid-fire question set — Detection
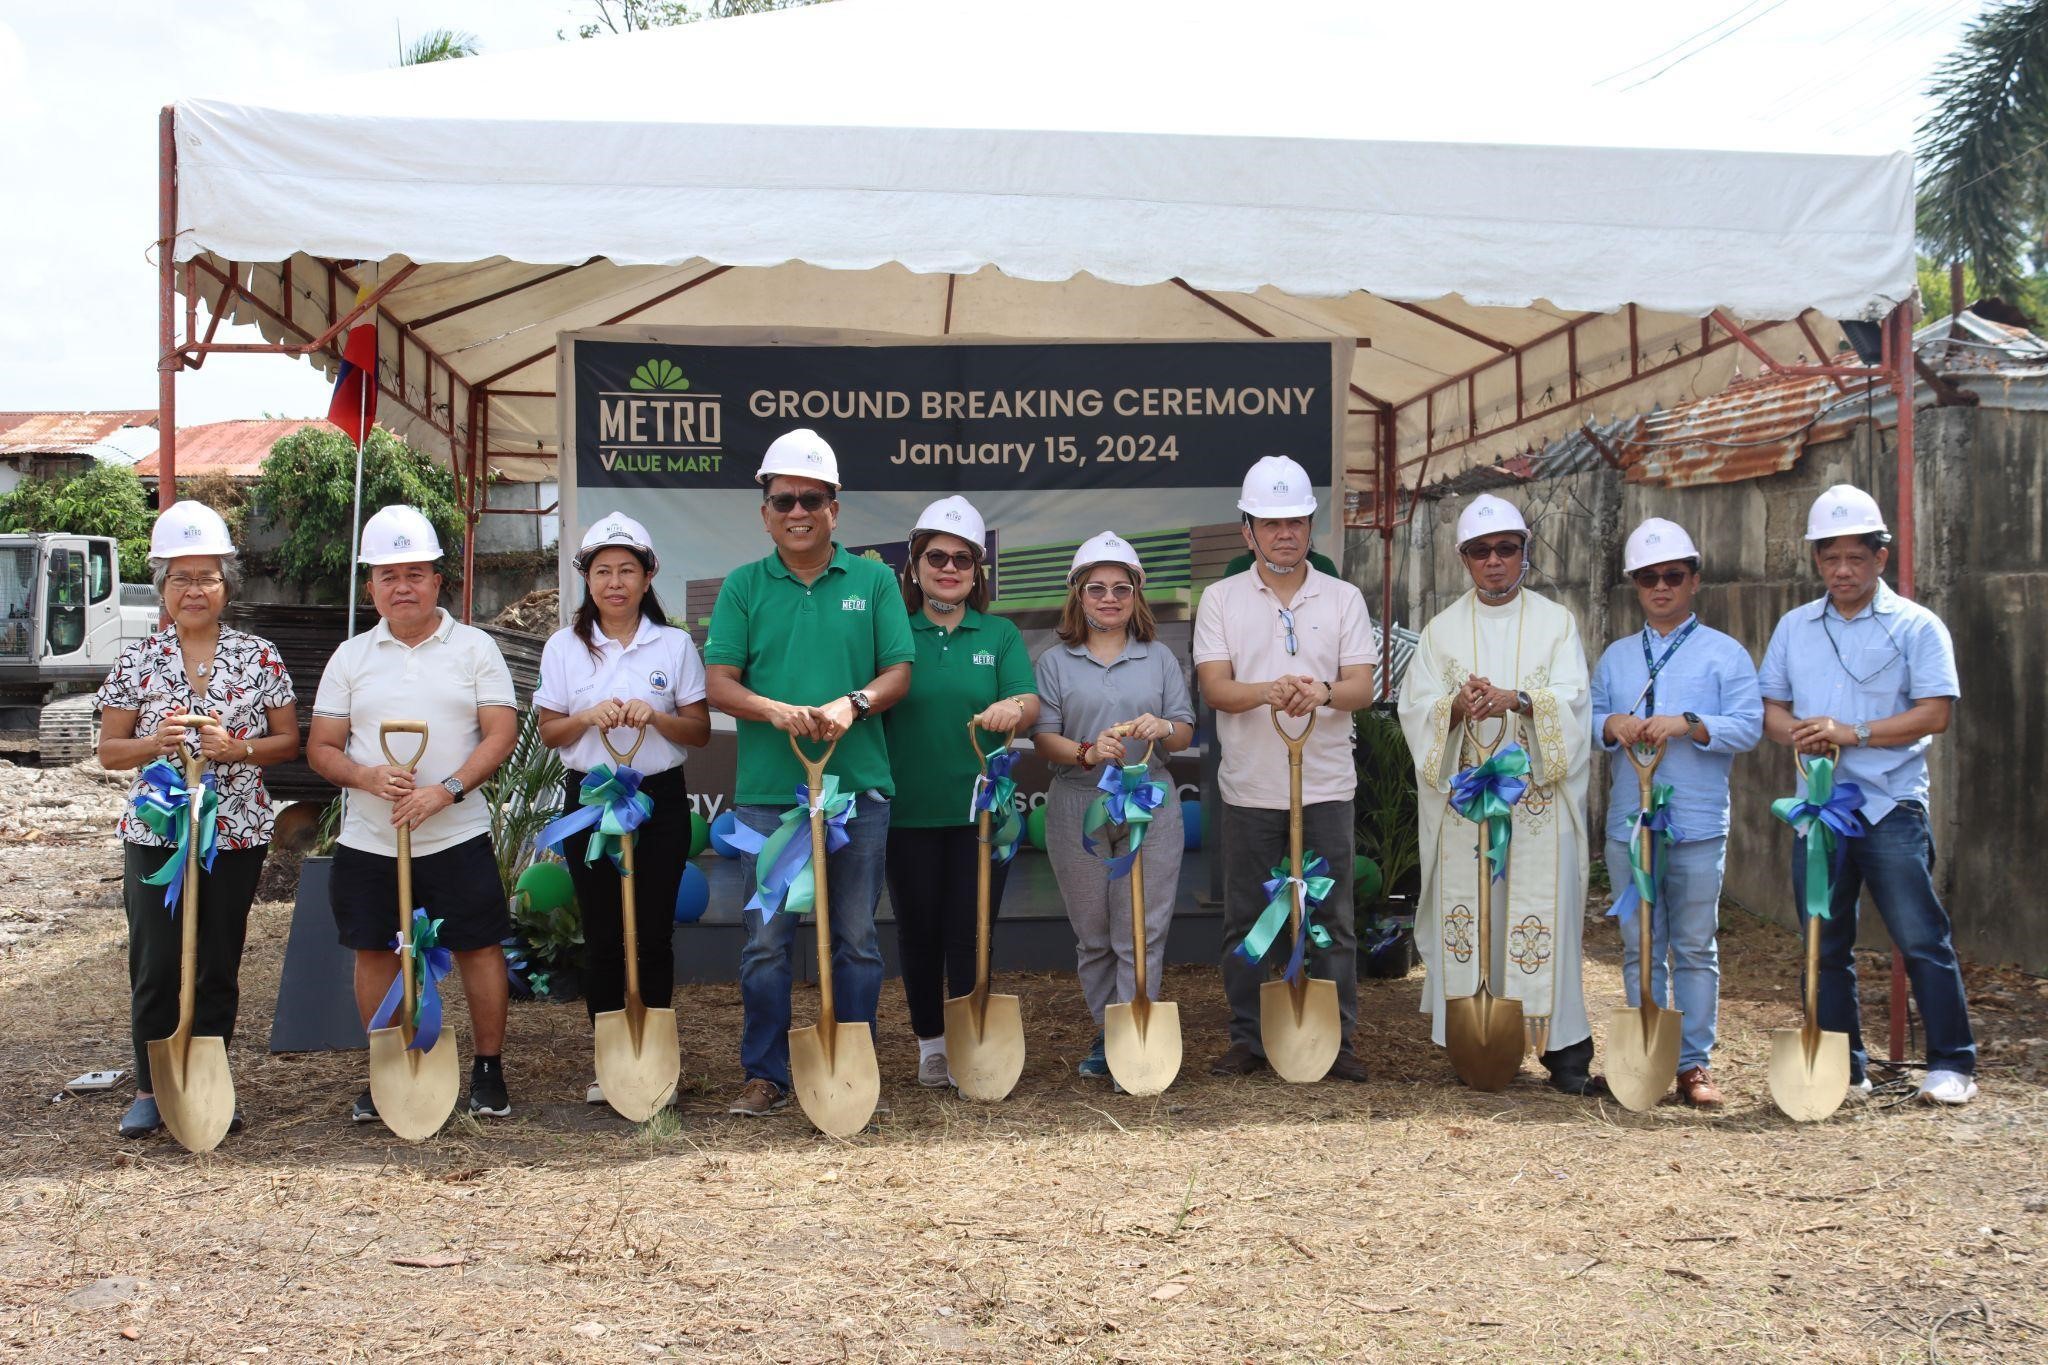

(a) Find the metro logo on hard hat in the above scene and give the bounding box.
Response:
[1236,455,1318,519]
[1803,484,1888,542]
[149,500,237,561]
[358,505,444,566]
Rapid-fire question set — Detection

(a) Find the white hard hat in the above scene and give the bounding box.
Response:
[574,511,659,572]
[1804,484,1889,541]
[1236,455,1319,519]
[1069,531,1145,587]
[149,500,236,560]
[1454,493,1530,547]
[755,428,841,489]
[911,495,986,552]
[359,504,444,566]
[1623,517,1702,574]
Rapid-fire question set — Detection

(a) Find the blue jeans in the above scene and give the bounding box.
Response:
[736,794,890,1090]
[1605,834,1725,1073]
[1792,801,1975,1081]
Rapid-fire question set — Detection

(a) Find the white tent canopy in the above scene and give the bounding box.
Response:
[169,0,1915,493]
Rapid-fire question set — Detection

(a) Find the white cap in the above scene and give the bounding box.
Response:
[1623,517,1702,574]
[574,511,659,571]
[1454,493,1530,547]
[755,428,840,489]
[911,495,986,552]
[1236,455,1319,519]
[1068,531,1145,587]
[149,500,235,560]
[1804,484,1889,541]
[358,505,444,566]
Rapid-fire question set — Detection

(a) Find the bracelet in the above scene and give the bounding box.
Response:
[1076,741,1095,769]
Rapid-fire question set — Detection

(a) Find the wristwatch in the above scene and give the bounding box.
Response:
[1516,690,1532,714]
[1682,710,1701,737]
[1853,721,1871,748]
[846,690,872,721]
[441,776,466,802]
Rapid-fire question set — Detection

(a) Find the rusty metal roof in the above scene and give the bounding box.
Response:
[1612,373,1873,488]
[132,419,339,479]
[0,410,158,453]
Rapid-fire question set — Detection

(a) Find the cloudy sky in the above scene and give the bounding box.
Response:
[0,1,1994,427]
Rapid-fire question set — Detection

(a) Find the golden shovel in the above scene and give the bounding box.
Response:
[146,714,235,1153]
[1769,746,1852,1123]
[1606,739,1684,1112]
[1103,731,1183,1095]
[366,721,460,1142]
[944,721,1026,1102]
[591,729,681,1122]
[1444,717,1526,1091]
[785,733,880,1137]
[1259,709,1342,1083]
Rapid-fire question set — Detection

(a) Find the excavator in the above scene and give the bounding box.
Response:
[0,533,156,764]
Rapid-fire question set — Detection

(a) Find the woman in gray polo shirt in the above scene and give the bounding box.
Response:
[1032,533,1195,1081]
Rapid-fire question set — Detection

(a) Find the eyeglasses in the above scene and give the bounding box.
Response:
[921,549,977,571]
[1630,568,1691,589]
[1082,582,1135,601]
[166,574,225,592]
[765,491,832,514]
[1460,539,1523,563]
[1278,607,1298,656]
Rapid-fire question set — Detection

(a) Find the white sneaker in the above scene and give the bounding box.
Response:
[916,1052,951,1088]
[586,1080,605,1105]
[1849,1077,1874,1099]
[1919,1070,1978,1105]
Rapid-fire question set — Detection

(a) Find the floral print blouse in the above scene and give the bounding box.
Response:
[96,623,297,850]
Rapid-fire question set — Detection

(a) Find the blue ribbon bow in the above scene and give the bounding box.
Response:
[132,758,220,913]
[1082,759,1167,880]
[1450,743,1530,882]
[724,778,856,916]
[536,762,653,873]
[368,908,454,1053]
[1606,781,1685,936]
[1237,853,1336,983]
[969,747,1024,865]
[1772,757,1867,922]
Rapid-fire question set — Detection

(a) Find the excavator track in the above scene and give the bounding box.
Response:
[37,693,99,768]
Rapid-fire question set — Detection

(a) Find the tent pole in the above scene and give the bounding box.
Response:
[156,105,178,506]
[1887,300,1919,1067]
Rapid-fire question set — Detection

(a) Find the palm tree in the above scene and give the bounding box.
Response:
[399,28,481,66]
[1917,0,2048,300]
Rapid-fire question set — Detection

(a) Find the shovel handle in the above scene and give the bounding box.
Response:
[1462,713,1508,758]
[1459,715,1506,994]
[1271,707,1313,978]
[965,718,1014,766]
[787,732,840,1031]
[1794,742,1842,776]
[163,715,214,1045]
[379,722,429,1042]
[1793,743,1839,1044]
[379,720,430,772]
[600,727,646,769]
[1622,737,1665,784]
[964,721,1013,1006]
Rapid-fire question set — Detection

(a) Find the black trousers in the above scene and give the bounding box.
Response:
[885,824,1011,1040]
[122,842,268,1092]
[561,766,688,1020]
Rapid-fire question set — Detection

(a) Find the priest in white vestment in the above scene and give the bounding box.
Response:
[1398,493,1600,1093]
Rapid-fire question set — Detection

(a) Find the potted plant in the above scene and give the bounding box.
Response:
[1354,707,1422,978]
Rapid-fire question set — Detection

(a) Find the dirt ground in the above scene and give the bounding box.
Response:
[1,776,2044,1363]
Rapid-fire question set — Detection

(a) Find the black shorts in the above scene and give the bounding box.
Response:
[330,833,510,952]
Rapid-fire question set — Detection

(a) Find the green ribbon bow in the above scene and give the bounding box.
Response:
[1450,743,1531,882]
[134,758,221,914]
[970,749,1024,865]
[1237,854,1336,980]
[1770,756,1867,923]
[730,774,857,917]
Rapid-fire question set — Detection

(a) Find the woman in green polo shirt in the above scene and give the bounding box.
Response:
[882,497,1039,1089]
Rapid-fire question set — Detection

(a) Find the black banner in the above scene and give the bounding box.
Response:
[572,339,1336,492]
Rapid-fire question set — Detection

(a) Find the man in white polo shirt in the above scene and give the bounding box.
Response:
[1192,456,1377,1079]
[308,505,520,1122]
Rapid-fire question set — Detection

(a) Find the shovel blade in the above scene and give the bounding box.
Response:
[943,992,1025,1102]
[1259,977,1343,1083]
[788,1022,880,1137]
[1768,1026,1851,1122]
[367,1025,461,1141]
[593,1007,681,1123]
[1605,1005,1684,1112]
[1104,999,1182,1096]
[146,1034,235,1154]
[1445,987,1526,1092]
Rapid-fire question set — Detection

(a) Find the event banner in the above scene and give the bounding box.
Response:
[557,328,1350,818]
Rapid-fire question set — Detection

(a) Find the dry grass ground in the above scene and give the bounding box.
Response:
[1,844,2044,1362]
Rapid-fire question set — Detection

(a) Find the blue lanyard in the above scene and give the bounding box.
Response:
[1638,616,1700,716]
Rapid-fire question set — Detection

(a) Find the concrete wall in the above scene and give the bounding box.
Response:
[1348,404,2047,973]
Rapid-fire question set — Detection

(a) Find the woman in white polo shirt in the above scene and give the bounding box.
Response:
[534,512,709,1106]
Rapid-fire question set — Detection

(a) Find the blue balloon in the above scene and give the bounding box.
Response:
[709,810,742,859]
[674,861,710,923]
[1182,799,1203,851]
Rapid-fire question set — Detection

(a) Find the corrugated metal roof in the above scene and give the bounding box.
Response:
[132,419,339,479]
[1613,373,1857,488]
[0,410,158,453]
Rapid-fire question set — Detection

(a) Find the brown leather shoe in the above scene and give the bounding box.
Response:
[1208,1042,1268,1076]
[1325,1050,1369,1083]
[1676,1066,1723,1109]
[726,1078,789,1117]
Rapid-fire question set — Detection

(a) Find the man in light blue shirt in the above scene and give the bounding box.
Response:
[1591,518,1762,1107]
[1759,484,1975,1106]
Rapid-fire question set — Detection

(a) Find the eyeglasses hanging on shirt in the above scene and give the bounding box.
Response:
[1820,607,1904,684]
[1277,607,1298,656]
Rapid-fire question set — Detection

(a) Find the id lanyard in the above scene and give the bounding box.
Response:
[1637,615,1700,716]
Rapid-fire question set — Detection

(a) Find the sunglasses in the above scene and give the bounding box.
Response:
[1461,539,1524,563]
[921,548,977,572]
[1631,568,1692,589]
[765,491,832,514]
[1083,582,1136,601]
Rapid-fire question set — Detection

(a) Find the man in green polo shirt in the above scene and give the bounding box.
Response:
[704,428,916,1118]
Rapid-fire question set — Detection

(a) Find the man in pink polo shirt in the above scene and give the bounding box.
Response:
[1192,456,1378,1079]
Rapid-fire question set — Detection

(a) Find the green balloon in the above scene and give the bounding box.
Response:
[689,810,710,859]
[514,860,575,915]
[1027,804,1048,851]
[1353,854,1383,903]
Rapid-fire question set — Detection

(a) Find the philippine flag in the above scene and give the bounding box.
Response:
[327,324,378,445]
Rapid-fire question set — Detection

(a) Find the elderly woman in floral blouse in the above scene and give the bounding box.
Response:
[95,501,299,1140]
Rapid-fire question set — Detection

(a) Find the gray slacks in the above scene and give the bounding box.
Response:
[1044,778,1183,1023]
[1219,799,1358,1053]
